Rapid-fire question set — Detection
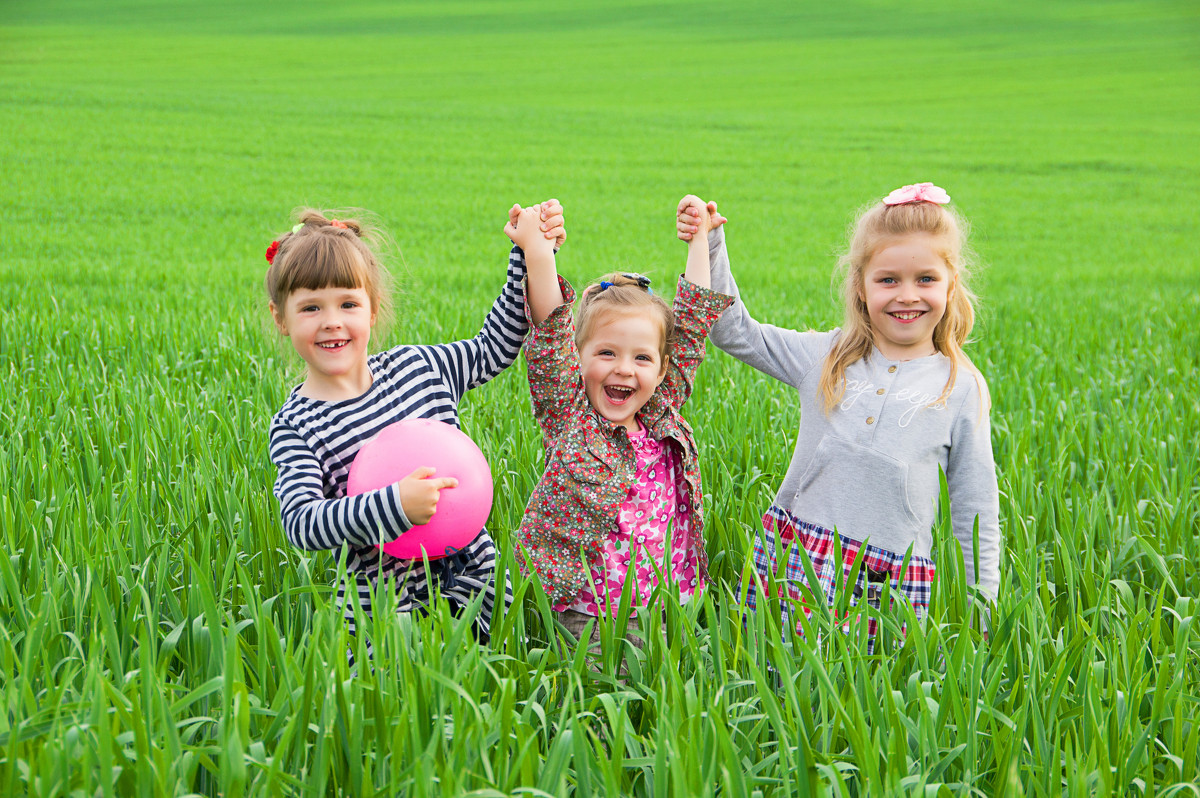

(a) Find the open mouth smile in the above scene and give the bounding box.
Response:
[316,340,349,350]
[603,385,635,404]
[888,310,926,322]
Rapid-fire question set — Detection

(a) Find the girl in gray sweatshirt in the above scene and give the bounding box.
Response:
[677,185,1000,648]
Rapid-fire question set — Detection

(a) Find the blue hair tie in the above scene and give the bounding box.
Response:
[597,273,652,294]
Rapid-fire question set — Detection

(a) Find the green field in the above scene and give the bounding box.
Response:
[3,0,1199,795]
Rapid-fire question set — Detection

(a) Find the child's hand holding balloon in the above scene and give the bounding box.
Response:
[397,466,458,526]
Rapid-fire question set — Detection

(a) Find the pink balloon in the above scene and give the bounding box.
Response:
[346,419,493,560]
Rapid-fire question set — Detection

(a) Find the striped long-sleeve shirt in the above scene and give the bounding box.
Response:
[268,245,527,641]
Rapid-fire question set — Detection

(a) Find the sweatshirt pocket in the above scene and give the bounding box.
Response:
[793,435,921,531]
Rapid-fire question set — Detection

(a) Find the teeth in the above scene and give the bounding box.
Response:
[891,311,922,320]
[604,385,634,401]
[317,341,346,349]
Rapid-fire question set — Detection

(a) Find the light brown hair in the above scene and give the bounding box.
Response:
[819,199,984,413]
[575,273,675,361]
[265,208,395,337]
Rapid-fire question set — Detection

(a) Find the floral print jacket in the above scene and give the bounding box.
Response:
[517,275,733,603]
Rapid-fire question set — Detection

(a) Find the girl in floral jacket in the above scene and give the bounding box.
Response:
[504,197,733,639]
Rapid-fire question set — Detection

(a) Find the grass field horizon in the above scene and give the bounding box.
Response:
[3,1,1199,795]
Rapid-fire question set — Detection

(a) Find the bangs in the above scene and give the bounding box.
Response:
[575,293,675,360]
[278,236,369,295]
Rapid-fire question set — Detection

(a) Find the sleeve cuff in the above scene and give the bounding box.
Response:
[675,275,735,318]
[386,483,412,532]
[523,275,577,331]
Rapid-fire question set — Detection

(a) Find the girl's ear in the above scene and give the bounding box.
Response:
[656,354,670,385]
[269,301,288,335]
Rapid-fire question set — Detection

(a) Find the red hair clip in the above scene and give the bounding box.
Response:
[330,219,348,229]
[265,240,280,264]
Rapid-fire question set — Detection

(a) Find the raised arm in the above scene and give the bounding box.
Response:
[679,199,825,389]
[505,203,562,325]
[657,196,735,408]
[422,200,565,400]
[660,277,735,409]
[680,194,716,289]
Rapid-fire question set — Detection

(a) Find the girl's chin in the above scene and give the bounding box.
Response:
[600,408,637,427]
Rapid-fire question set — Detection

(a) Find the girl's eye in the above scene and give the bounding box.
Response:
[636,354,652,362]
[301,305,319,313]
[598,349,614,357]
[919,275,935,284]
[342,301,359,309]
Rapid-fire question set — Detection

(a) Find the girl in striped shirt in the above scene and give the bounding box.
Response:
[265,203,564,649]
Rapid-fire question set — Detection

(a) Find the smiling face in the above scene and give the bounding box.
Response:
[859,233,953,361]
[272,284,376,399]
[578,310,669,432]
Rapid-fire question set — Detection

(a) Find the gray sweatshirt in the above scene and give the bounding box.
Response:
[707,228,1000,600]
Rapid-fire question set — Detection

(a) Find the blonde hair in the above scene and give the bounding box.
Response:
[818,198,983,413]
[575,273,674,360]
[264,208,395,337]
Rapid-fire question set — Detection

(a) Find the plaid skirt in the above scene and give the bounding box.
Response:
[744,506,935,649]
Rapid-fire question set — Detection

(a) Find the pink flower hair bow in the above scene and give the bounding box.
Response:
[883,182,951,206]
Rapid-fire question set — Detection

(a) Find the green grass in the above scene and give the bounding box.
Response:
[2,0,1199,794]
